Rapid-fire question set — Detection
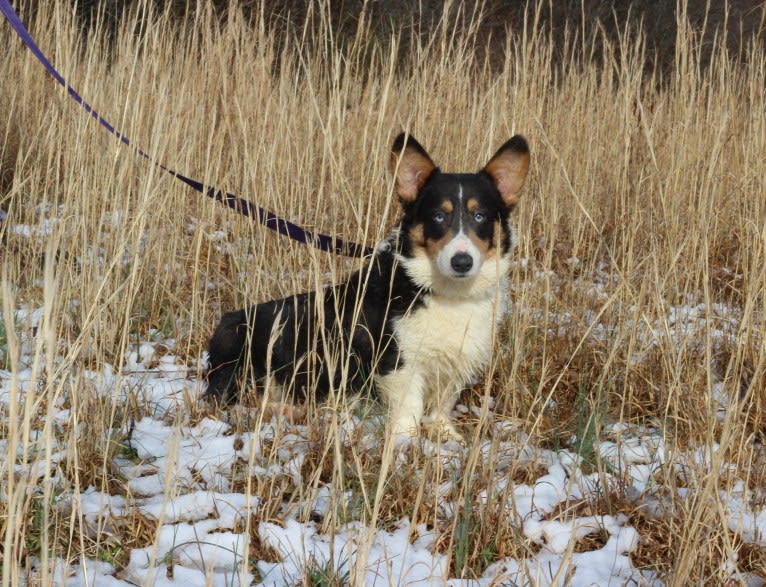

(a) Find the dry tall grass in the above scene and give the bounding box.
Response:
[1,0,765,584]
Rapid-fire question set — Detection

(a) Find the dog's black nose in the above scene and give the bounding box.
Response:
[451,252,473,274]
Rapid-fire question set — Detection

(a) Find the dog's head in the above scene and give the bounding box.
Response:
[390,133,530,295]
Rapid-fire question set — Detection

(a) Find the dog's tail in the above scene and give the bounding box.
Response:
[205,309,249,404]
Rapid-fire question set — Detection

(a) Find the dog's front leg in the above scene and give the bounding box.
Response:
[378,369,425,437]
[427,380,464,442]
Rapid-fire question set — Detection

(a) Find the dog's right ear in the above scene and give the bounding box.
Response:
[484,135,530,207]
[390,133,436,203]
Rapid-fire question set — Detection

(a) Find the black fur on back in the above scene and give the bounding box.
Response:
[205,241,424,404]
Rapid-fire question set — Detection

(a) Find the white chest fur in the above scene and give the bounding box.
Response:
[378,243,513,437]
[394,285,505,379]
[392,246,511,379]
[377,272,509,437]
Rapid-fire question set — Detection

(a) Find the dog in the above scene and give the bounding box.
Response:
[205,132,530,438]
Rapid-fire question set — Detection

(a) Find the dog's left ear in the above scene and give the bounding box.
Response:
[390,132,437,203]
[484,135,530,207]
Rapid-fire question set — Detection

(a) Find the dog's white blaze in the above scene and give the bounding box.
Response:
[435,184,482,279]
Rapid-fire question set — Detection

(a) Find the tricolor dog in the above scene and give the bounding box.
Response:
[205,132,530,438]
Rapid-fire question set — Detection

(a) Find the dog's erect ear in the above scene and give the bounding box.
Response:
[390,132,437,203]
[484,135,530,207]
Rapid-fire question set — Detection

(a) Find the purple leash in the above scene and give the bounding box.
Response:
[0,0,373,258]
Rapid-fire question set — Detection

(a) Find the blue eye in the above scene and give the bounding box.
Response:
[432,211,447,223]
[474,211,486,223]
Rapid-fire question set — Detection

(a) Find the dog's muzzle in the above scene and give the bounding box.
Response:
[437,232,482,279]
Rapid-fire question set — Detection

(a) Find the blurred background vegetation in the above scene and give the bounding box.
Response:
[23,0,766,74]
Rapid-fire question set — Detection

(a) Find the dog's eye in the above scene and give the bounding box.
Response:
[473,211,487,223]
[432,211,447,223]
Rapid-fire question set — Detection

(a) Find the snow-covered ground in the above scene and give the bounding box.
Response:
[1,213,764,586]
[1,295,765,587]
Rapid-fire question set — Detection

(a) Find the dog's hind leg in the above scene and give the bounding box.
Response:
[205,309,250,404]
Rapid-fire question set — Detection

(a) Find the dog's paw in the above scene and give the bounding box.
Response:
[441,424,465,444]
[391,421,420,439]
[390,411,424,440]
[429,415,465,443]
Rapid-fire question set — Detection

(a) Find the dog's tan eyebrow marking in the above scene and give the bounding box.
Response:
[466,198,479,213]
[441,201,454,214]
